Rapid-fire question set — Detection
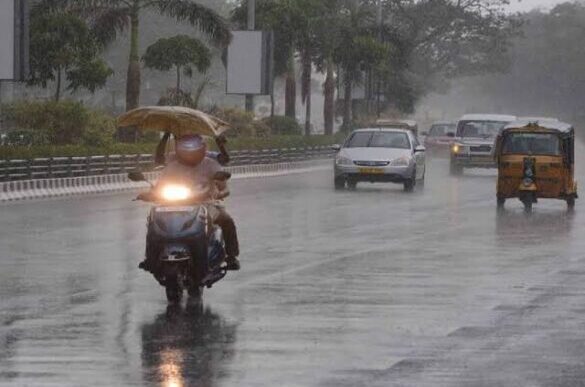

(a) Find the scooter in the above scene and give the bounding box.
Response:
[129,170,231,303]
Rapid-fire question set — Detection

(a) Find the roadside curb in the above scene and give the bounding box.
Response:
[0,160,331,202]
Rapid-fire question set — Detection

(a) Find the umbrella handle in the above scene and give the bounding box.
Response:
[155,132,172,165]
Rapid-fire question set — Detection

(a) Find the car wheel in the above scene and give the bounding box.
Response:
[347,180,357,190]
[450,161,463,176]
[334,177,345,190]
[497,196,506,209]
[404,169,416,192]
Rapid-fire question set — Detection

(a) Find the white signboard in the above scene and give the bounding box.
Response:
[0,0,15,80]
[226,31,273,95]
[0,0,28,81]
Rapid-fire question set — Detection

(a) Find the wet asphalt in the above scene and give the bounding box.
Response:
[2,152,585,386]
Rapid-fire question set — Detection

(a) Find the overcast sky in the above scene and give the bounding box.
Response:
[507,0,575,12]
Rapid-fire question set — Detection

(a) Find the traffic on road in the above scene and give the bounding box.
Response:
[1,109,583,386]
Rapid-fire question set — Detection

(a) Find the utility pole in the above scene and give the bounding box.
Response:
[376,0,383,117]
[0,82,3,134]
[245,0,255,113]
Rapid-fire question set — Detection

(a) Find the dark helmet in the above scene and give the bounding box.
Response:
[176,134,207,166]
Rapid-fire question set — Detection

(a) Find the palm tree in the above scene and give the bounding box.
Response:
[333,2,388,130]
[39,0,231,112]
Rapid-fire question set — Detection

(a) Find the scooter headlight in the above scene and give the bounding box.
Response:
[522,177,534,187]
[160,184,192,201]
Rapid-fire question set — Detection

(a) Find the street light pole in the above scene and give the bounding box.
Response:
[376,0,383,117]
[245,0,255,113]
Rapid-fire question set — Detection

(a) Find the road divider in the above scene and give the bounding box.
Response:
[0,159,331,202]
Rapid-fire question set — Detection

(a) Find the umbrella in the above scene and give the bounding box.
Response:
[117,106,230,138]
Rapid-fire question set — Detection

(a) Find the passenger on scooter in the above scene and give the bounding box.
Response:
[140,134,240,273]
[155,132,230,166]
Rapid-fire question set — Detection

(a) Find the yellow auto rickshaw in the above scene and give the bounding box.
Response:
[494,120,578,212]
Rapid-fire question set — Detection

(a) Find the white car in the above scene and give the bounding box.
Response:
[333,128,426,192]
[450,114,516,175]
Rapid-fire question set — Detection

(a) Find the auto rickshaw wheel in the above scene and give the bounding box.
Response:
[519,191,535,213]
[520,197,533,213]
[497,196,506,208]
[334,177,345,190]
[567,197,576,210]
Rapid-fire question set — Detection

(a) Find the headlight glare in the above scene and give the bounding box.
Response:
[161,184,192,201]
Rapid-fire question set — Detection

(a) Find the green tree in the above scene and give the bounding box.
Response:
[143,35,211,92]
[333,1,389,129]
[28,12,112,101]
[377,0,518,113]
[39,0,231,112]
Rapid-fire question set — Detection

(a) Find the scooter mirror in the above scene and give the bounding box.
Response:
[128,170,147,182]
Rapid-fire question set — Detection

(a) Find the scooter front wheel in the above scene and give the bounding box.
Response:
[188,284,204,299]
[165,277,183,304]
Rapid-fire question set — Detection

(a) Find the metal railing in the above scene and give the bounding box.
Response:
[0,146,335,182]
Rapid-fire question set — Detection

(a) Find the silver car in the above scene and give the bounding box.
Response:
[333,128,426,192]
[450,114,516,175]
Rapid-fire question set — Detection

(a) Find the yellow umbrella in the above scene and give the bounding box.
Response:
[117,106,230,138]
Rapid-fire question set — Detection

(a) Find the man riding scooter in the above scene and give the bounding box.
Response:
[140,134,241,273]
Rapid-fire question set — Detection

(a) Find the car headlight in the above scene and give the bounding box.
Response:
[161,184,192,201]
[390,156,410,167]
[335,156,353,166]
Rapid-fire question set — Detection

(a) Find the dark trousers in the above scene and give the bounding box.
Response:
[214,207,240,258]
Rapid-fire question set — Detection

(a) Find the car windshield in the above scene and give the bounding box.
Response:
[502,133,561,155]
[345,131,411,149]
[429,124,456,137]
[458,121,508,138]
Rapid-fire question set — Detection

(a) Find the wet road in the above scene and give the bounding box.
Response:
[2,154,585,386]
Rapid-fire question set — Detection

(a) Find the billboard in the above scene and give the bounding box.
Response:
[226,31,273,95]
[0,0,29,81]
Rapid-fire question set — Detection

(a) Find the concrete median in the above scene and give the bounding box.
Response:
[0,159,331,202]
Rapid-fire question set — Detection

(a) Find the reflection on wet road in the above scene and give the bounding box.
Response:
[2,154,585,386]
